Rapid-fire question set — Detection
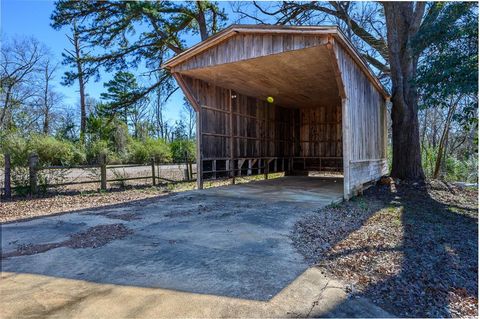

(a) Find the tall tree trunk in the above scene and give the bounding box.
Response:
[43,65,50,134]
[0,87,12,130]
[43,109,49,134]
[72,22,87,143]
[433,101,458,179]
[196,1,209,40]
[383,2,426,181]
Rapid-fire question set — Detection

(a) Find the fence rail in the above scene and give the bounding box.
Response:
[0,153,196,200]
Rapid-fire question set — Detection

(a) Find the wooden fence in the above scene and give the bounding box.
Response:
[1,153,195,200]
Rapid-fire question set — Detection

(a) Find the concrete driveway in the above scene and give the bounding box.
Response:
[1,176,390,317]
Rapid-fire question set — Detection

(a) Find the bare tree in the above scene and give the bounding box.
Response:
[35,57,61,134]
[0,37,46,130]
[150,70,178,140]
[129,97,149,139]
[63,21,90,143]
[182,98,196,139]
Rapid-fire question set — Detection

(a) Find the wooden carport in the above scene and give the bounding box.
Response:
[163,25,390,199]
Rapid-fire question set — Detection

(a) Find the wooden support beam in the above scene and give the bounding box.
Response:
[229,89,235,185]
[326,37,346,100]
[172,72,203,189]
[341,98,350,199]
[212,160,217,179]
[196,113,203,190]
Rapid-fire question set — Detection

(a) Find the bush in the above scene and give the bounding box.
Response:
[128,138,171,163]
[86,140,110,164]
[28,135,79,166]
[170,139,196,163]
[0,132,29,166]
[145,138,171,162]
[444,155,478,183]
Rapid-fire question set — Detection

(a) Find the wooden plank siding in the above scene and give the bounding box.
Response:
[183,76,298,178]
[167,26,389,198]
[333,39,388,197]
[172,33,329,73]
[181,75,343,182]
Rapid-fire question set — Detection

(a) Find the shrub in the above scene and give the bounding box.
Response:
[0,132,29,166]
[86,140,110,164]
[71,144,87,164]
[170,139,196,163]
[28,135,78,166]
[128,138,171,163]
[145,138,171,162]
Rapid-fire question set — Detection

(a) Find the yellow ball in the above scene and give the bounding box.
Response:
[267,96,274,103]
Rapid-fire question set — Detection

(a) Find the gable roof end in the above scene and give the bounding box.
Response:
[162,24,389,99]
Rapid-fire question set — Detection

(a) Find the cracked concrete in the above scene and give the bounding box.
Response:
[1,176,391,317]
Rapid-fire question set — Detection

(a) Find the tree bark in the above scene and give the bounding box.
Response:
[72,22,87,143]
[433,100,458,179]
[196,1,209,41]
[0,86,13,129]
[383,2,426,181]
[42,63,50,134]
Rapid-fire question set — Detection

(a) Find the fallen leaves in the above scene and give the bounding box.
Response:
[291,181,478,318]
[0,187,170,223]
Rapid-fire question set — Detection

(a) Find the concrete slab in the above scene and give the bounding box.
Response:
[1,176,389,317]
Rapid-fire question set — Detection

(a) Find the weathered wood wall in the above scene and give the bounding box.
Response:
[170,29,388,198]
[183,76,301,180]
[334,40,388,197]
[182,75,344,181]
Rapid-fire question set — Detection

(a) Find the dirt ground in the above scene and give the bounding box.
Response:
[291,180,478,317]
[0,174,281,223]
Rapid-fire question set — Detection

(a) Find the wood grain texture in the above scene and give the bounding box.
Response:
[172,33,329,73]
[170,28,388,198]
[179,45,340,108]
[334,40,388,197]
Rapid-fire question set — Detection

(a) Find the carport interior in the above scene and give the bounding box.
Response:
[178,44,344,181]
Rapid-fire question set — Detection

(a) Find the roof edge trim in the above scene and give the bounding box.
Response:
[162,24,390,99]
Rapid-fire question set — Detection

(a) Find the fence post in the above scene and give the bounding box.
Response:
[3,153,11,200]
[29,153,39,195]
[264,159,269,180]
[151,157,156,186]
[100,153,107,191]
[188,160,193,181]
[184,151,191,180]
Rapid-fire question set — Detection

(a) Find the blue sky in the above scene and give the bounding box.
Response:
[1,0,242,123]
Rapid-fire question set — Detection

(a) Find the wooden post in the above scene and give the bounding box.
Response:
[151,157,156,186]
[28,153,39,195]
[184,151,192,180]
[100,153,107,191]
[172,72,202,189]
[212,160,217,179]
[229,89,235,185]
[264,159,269,180]
[188,160,193,181]
[3,153,11,200]
[341,98,351,199]
[196,110,204,189]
